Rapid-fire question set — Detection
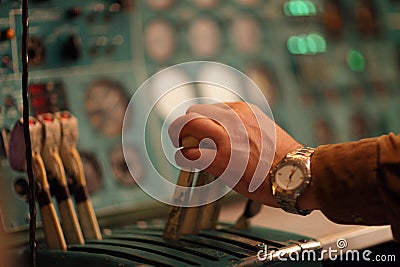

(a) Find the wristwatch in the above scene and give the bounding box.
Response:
[270,147,315,215]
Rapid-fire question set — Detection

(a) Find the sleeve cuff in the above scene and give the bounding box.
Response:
[311,138,387,227]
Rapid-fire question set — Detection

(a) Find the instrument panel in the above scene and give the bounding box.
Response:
[1,0,400,234]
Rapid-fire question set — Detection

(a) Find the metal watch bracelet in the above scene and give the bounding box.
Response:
[275,147,315,216]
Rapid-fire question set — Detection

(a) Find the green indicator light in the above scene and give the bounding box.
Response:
[284,0,317,16]
[305,1,317,15]
[306,35,318,54]
[283,3,291,16]
[297,36,308,54]
[347,49,366,72]
[287,36,300,54]
[295,1,309,16]
[288,33,326,55]
[308,33,327,52]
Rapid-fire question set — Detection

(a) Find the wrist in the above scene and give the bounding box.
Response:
[272,142,303,170]
[270,146,318,215]
[296,150,320,211]
[297,183,320,211]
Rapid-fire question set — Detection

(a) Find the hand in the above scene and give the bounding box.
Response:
[169,102,303,207]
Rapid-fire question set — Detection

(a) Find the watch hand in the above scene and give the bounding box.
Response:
[286,179,291,189]
[286,167,297,189]
[289,167,297,180]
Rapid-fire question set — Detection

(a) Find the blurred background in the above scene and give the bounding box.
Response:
[1,0,400,262]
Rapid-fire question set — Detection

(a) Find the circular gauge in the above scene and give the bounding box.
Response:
[197,64,241,102]
[194,0,220,8]
[13,177,29,199]
[150,68,196,120]
[79,151,103,194]
[188,17,221,57]
[85,79,129,137]
[246,65,278,105]
[145,20,176,62]
[146,0,174,10]
[27,37,46,67]
[230,16,261,54]
[110,145,143,186]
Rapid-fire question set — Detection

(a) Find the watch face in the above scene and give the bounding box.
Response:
[275,161,306,191]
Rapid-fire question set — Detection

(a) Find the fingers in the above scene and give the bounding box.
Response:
[186,103,230,116]
[168,112,227,148]
[175,147,227,177]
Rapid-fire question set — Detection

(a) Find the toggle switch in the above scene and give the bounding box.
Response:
[8,117,67,250]
[55,111,102,241]
[163,136,219,240]
[37,113,85,245]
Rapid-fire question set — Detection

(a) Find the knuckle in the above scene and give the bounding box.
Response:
[186,104,201,114]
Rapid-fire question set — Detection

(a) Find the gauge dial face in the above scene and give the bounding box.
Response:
[145,20,176,62]
[188,17,221,57]
[150,68,196,120]
[110,145,143,186]
[231,16,261,54]
[85,79,128,137]
[79,151,103,194]
[275,162,305,191]
[27,37,46,67]
[246,65,277,105]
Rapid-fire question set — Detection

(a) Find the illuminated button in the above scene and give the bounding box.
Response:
[61,112,71,119]
[287,33,326,55]
[1,28,16,41]
[42,115,53,123]
[347,49,366,72]
[284,0,317,16]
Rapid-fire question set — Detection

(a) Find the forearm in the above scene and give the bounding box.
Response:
[306,133,400,240]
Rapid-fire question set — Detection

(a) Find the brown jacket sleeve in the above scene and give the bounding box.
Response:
[311,133,400,241]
